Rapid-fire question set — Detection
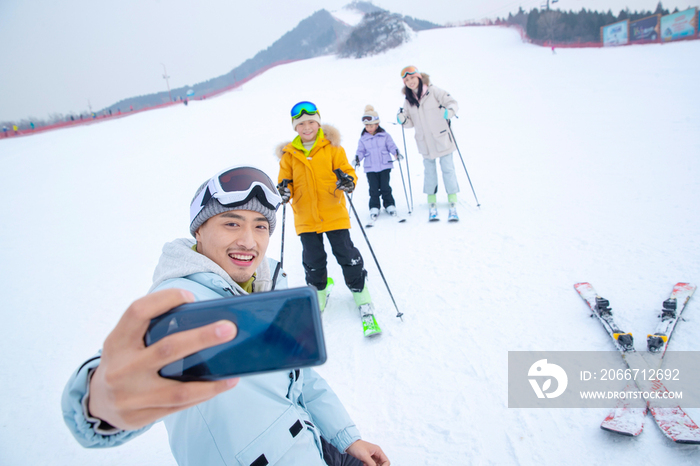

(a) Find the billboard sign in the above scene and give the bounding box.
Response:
[630,15,660,42]
[602,20,629,46]
[661,8,698,42]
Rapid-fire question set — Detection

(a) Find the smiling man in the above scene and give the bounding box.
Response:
[62,166,390,466]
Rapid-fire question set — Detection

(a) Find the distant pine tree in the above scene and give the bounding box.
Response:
[508,7,528,30]
[339,11,411,58]
[526,8,540,39]
[504,6,664,43]
[654,2,669,15]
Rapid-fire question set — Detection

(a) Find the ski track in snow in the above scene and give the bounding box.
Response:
[1,26,700,465]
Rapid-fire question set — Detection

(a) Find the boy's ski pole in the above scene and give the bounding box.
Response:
[398,109,414,212]
[447,119,481,208]
[349,157,361,202]
[395,149,411,214]
[334,169,404,320]
[272,179,290,289]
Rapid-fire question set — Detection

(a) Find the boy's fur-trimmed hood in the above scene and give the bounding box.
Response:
[275,124,341,159]
[401,72,431,96]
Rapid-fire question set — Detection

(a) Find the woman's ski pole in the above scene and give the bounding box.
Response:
[398,109,414,212]
[334,169,403,320]
[447,120,481,208]
[395,149,411,214]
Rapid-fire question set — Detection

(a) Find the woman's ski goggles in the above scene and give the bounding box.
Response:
[190,166,282,225]
[400,66,419,79]
[290,101,319,120]
[362,115,379,124]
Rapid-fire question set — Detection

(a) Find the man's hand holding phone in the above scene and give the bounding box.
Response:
[87,289,240,431]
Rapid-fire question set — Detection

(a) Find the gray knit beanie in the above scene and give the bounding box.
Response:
[189,180,277,237]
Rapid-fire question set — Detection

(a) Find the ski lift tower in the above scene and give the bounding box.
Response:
[161,63,173,102]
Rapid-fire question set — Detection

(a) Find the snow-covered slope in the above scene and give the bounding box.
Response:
[1,26,699,465]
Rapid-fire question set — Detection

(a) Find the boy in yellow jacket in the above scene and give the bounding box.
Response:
[276,101,377,332]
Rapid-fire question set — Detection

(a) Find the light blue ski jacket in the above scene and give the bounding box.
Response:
[62,238,361,465]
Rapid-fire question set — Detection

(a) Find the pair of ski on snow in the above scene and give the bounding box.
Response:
[365,209,405,228]
[575,282,699,443]
[322,277,381,337]
[429,207,459,223]
[365,206,458,227]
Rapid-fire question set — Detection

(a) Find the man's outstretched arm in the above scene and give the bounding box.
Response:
[62,289,239,446]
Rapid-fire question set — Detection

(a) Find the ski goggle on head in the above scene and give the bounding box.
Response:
[290,101,319,120]
[189,166,282,225]
[400,66,419,79]
[362,115,379,124]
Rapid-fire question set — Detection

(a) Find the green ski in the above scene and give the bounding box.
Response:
[361,313,382,337]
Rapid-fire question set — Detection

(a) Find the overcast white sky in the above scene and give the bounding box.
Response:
[0,0,694,122]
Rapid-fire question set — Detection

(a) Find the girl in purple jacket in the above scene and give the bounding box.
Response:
[355,105,401,221]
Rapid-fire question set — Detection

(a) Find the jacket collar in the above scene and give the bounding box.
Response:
[361,126,386,137]
[149,238,272,294]
[291,128,327,156]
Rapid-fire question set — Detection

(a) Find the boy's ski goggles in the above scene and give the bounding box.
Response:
[190,166,282,225]
[362,115,380,123]
[400,66,419,79]
[290,101,319,120]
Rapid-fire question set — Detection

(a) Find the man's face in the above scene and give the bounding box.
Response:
[295,120,320,143]
[195,210,271,283]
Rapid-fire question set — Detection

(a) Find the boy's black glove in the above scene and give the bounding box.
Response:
[277,180,292,203]
[336,177,355,193]
[333,169,355,193]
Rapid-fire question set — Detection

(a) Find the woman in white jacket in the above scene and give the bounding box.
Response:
[397,66,460,221]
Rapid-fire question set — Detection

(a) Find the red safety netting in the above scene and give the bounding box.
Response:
[2,58,302,140]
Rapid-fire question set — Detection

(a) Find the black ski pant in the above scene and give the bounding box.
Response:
[299,229,366,293]
[322,437,363,466]
[366,169,395,210]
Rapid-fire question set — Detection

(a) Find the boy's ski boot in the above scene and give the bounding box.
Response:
[317,277,334,311]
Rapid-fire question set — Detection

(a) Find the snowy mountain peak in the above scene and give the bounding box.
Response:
[331,6,365,27]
